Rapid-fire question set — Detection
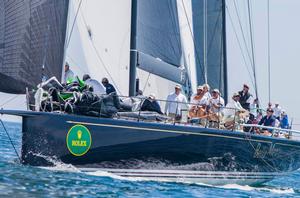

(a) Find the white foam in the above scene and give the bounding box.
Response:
[220,184,294,194]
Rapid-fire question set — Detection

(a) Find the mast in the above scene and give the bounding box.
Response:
[222,0,228,102]
[129,0,138,96]
[203,0,208,84]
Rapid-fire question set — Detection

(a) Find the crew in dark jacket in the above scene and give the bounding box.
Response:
[238,84,252,111]
[258,108,276,134]
[141,94,163,114]
[101,77,116,94]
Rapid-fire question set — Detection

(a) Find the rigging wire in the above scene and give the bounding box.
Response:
[142,73,151,93]
[267,0,271,103]
[203,0,208,84]
[66,0,83,48]
[226,6,255,87]
[233,0,253,66]
[247,0,259,101]
[180,0,207,84]
[0,118,21,163]
[80,11,122,95]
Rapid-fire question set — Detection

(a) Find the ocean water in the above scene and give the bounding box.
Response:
[1,121,300,198]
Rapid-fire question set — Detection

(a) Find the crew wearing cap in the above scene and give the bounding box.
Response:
[82,74,106,96]
[222,92,247,129]
[63,62,74,84]
[209,89,225,114]
[190,85,208,106]
[280,110,289,129]
[203,84,211,99]
[273,102,282,120]
[238,84,252,111]
[188,85,209,121]
[258,108,276,135]
[141,93,163,114]
[165,84,188,120]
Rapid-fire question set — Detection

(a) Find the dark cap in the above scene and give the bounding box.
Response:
[243,84,249,89]
[102,77,109,84]
[83,74,91,81]
[267,108,274,113]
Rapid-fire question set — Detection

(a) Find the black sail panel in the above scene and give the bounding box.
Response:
[0,0,69,94]
[136,0,186,84]
[192,0,227,96]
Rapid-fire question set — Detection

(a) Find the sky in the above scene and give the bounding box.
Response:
[226,0,300,128]
[1,0,300,128]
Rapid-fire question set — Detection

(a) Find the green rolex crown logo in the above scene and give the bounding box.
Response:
[67,125,92,156]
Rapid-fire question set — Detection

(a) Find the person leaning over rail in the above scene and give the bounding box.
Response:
[258,108,276,136]
[165,84,188,121]
[222,93,248,130]
[141,93,163,114]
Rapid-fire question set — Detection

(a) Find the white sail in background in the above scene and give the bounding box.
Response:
[66,0,187,101]
[177,0,197,93]
[65,0,131,95]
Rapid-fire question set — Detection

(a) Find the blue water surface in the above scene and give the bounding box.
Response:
[0,121,299,197]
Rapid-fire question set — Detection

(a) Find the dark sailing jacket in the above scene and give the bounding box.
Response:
[238,91,251,110]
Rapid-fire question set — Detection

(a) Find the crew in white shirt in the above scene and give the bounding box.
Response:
[165,84,188,120]
[190,86,208,106]
[223,93,247,126]
[202,83,211,99]
[273,102,282,119]
[82,74,106,96]
[63,62,74,84]
[209,89,224,114]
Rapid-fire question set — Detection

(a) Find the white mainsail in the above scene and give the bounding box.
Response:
[65,0,131,95]
[65,0,197,101]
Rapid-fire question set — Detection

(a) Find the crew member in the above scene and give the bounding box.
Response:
[165,84,188,121]
[101,77,116,94]
[63,62,74,84]
[258,108,276,135]
[141,93,163,114]
[202,84,211,99]
[82,74,106,96]
[189,86,208,121]
[273,102,282,120]
[223,93,247,130]
[238,84,252,111]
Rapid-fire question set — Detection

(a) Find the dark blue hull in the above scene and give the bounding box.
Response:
[2,110,300,174]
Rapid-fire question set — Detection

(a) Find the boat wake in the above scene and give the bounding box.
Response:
[32,153,295,195]
[218,184,295,194]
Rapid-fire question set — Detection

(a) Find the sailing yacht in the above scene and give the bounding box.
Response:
[1,0,300,186]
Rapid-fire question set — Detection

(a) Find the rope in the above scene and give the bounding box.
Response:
[79,11,122,95]
[142,73,151,93]
[247,0,259,101]
[226,6,255,87]
[233,0,253,66]
[180,0,206,84]
[0,118,21,163]
[66,0,84,48]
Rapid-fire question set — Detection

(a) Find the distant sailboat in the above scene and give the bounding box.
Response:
[1,0,300,186]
